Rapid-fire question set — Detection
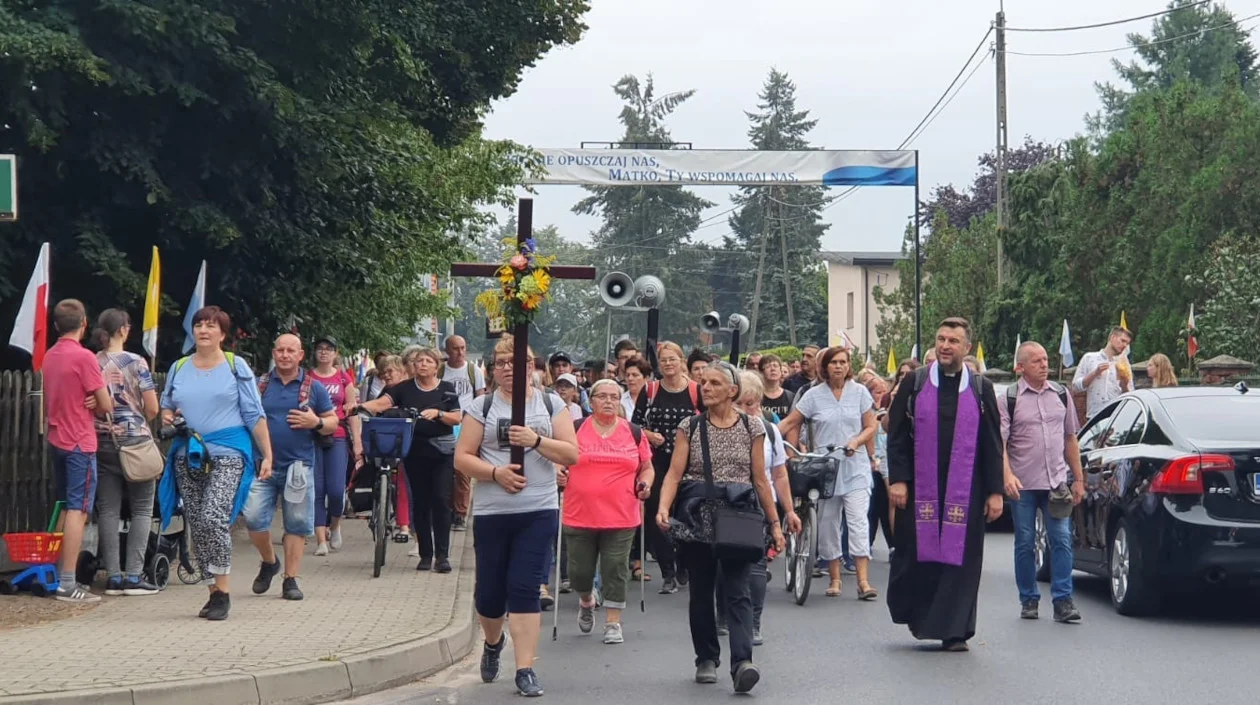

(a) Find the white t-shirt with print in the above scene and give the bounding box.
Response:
[442,362,485,412]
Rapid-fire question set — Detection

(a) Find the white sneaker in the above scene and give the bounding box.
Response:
[602,623,624,644]
[315,543,329,556]
[55,584,101,603]
[329,528,343,551]
[408,545,421,558]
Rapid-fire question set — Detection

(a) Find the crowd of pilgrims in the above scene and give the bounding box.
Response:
[379,317,1001,698]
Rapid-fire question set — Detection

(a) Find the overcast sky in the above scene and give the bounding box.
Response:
[481,0,1233,254]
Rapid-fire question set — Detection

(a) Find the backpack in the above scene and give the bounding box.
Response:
[481,390,556,419]
[574,416,644,446]
[646,379,699,410]
[258,369,316,407]
[1005,382,1069,425]
[169,352,250,398]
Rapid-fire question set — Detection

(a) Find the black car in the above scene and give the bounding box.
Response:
[1047,385,1260,615]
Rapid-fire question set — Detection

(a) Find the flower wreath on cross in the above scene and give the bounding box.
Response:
[473,236,555,326]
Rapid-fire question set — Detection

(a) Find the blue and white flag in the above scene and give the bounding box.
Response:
[910,344,919,362]
[1059,320,1075,368]
[181,260,207,354]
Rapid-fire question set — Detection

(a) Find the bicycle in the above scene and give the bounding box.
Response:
[350,408,418,577]
[781,442,841,606]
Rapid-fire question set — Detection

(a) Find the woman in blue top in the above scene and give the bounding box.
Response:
[779,346,878,601]
[159,306,272,621]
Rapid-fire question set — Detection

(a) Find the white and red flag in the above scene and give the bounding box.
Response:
[8,242,50,371]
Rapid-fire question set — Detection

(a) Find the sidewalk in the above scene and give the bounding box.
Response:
[0,519,476,705]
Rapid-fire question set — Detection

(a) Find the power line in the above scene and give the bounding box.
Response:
[1005,0,1211,32]
[1005,11,1260,57]
[905,48,991,148]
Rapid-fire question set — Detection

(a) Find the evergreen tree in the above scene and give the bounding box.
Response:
[727,69,829,348]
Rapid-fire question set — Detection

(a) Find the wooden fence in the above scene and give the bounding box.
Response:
[1,371,51,534]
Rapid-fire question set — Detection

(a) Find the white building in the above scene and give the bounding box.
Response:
[821,251,904,359]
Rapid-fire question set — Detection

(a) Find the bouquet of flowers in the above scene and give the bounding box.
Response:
[473,237,555,326]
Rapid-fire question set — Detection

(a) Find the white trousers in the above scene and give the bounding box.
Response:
[816,488,872,560]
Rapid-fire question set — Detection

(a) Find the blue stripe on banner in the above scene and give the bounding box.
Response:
[822,166,918,187]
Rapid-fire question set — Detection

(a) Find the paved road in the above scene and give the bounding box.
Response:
[334,533,1260,705]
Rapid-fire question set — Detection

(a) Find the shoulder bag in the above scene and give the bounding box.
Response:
[109,416,165,482]
[699,413,766,563]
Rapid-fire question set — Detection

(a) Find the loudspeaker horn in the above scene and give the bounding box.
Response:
[599,271,635,307]
[728,314,750,335]
[633,275,666,309]
[701,311,722,333]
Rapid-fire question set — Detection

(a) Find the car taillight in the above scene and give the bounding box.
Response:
[1150,454,1234,494]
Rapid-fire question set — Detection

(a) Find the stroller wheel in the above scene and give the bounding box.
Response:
[29,582,48,598]
[76,551,100,587]
[149,553,171,590]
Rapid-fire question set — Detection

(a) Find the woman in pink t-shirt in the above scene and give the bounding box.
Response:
[309,336,362,555]
[563,379,653,645]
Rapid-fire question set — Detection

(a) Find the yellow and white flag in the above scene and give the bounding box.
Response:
[886,348,897,376]
[976,342,987,373]
[142,246,160,359]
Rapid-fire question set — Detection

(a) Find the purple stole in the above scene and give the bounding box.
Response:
[912,363,981,566]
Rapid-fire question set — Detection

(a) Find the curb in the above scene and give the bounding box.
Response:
[0,532,478,705]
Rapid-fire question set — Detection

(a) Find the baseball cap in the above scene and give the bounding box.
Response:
[549,351,572,365]
[313,335,338,349]
[555,373,578,387]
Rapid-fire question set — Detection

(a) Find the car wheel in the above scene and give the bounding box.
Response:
[1034,508,1050,583]
[1109,519,1160,616]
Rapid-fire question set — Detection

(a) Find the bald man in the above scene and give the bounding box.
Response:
[441,335,484,530]
[243,334,337,601]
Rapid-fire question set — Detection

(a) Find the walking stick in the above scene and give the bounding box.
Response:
[553,490,563,642]
[640,501,647,613]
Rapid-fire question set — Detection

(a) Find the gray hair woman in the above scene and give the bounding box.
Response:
[655,361,785,693]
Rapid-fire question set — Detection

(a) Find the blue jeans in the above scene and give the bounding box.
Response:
[1012,489,1073,603]
[243,461,316,537]
[313,438,348,528]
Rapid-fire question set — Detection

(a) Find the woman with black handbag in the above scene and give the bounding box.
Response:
[655,361,785,694]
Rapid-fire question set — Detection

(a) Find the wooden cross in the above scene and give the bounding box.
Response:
[450,199,596,470]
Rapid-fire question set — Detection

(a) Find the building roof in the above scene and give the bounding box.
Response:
[820,251,906,266]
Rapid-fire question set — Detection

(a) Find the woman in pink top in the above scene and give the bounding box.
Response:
[564,379,653,644]
[308,336,362,555]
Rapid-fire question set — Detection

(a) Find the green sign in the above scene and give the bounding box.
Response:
[0,155,15,221]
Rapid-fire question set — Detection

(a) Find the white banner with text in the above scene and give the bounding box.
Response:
[523,149,917,187]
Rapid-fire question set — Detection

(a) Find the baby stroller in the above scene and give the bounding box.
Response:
[76,492,199,589]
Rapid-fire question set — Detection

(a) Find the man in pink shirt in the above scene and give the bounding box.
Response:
[999,341,1085,623]
[43,299,113,602]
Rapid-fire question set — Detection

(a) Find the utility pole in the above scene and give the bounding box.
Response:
[747,190,771,349]
[777,190,798,347]
[994,7,1009,287]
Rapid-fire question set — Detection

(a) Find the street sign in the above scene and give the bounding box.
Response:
[0,155,15,222]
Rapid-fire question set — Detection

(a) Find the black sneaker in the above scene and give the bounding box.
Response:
[434,557,452,574]
[1053,598,1082,623]
[1020,599,1039,620]
[204,591,231,621]
[123,576,160,596]
[695,660,719,684]
[452,516,467,532]
[282,577,304,601]
[416,557,433,571]
[716,621,729,637]
[515,668,544,697]
[105,576,125,596]
[480,636,505,683]
[658,577,678,594]
[675,568,689,587]
[732,661,761,694]
[252,558,281,595]
[198,593,214,618]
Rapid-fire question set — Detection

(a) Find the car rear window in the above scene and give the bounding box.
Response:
[1161,395,1260,445]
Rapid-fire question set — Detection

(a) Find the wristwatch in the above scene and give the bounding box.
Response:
[315,418,324,433]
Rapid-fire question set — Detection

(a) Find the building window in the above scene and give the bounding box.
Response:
[846,292,855,329]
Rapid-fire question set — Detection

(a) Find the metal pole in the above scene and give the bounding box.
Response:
[914,150,922,358]
[995,9,1008,287]
[748,192,771,349]
[777,192,798,347]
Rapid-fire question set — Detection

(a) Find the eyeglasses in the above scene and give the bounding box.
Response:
[493,359,534,370]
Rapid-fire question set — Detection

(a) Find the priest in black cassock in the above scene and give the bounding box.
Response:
[886,317,1004,652]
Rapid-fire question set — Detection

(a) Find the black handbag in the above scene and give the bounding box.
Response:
[698,415,766,563]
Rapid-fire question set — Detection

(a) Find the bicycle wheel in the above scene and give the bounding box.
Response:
[372,468,389,578]
[793,504,817,606]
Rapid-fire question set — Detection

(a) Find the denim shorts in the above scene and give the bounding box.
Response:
[52,446,98,513]
[243,461,315,536]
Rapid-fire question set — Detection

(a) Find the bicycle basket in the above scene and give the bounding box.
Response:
[787,455,840,500]
[361,416,415,460]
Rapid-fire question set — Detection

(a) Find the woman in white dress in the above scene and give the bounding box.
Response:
[778,347,878,600]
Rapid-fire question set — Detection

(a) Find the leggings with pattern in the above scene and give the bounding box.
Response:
[175,454,246,577]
